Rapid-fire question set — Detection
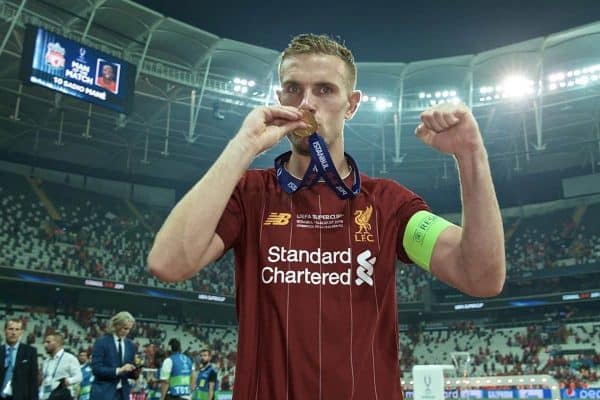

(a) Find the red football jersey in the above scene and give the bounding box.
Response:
[216,168,429,400]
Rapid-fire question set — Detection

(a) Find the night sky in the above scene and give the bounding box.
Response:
[134,0,600,62]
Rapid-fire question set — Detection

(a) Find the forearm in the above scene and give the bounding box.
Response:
[66,369,83,385]
[208,382,216,400]
[160,381,169,400]
[148,138,256,281]
[456,148,505,296]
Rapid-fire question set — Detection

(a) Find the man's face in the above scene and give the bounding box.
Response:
[102,65,114,80]
[4,321,23,346]
[116,320,133,338]
[44,336,59,355]
[78,351,89,364]
[200,351,211,364]
[278,53,360,154]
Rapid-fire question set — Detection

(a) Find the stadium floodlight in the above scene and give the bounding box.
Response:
[501,75,534,98]
[375,98,389,111]
[477,76,535,103]
[548,72,565,82]
[241,86,248,94]
[419,92,425,99]
[545,63,600,93]
[575,76,589,86]
[363,95,370,102]
[232,77,256,91]
[234,85,241,92]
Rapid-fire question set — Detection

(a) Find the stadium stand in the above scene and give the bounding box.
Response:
[3,303,598,392]
[4,168,600,304]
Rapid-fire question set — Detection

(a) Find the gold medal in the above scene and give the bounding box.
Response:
[293,109,318,137]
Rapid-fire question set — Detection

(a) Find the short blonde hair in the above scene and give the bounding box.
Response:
[109,311,135,333]
[279,33,357,90]
[4,318,23,330]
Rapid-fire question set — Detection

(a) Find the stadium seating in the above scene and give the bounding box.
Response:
[4,304,597,391]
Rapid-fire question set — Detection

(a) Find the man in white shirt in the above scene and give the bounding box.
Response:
[39,333,82,400]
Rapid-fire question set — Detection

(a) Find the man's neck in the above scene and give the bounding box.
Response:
[286,146,350,179]
[50,348,62,358]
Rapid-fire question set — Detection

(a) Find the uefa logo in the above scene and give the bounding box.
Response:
[78,47,87,63]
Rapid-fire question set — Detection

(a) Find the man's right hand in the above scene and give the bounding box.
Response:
[118,363,136,375]
[236,106,307,155]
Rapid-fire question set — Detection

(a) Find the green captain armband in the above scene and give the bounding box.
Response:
[402,210,454,271]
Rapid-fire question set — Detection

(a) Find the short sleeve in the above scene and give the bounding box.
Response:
[208,369,218,383]
[159,358,172,381]
[215,183,245,251]
[396,194,431,264]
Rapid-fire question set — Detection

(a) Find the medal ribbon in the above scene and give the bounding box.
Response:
[274,133,360,199]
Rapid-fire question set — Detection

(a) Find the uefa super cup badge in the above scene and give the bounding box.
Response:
[45,42,66,69]
[78,47,87,63]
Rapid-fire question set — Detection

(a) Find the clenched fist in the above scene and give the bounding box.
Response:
[415,103,484,157]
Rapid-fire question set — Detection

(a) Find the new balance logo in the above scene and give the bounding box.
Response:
[264,212,292,226]
[355,250,376,286]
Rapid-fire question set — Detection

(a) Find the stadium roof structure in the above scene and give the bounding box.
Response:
[1,0,599,192]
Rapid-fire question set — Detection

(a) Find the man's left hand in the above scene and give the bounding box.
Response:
[415,103,484,157]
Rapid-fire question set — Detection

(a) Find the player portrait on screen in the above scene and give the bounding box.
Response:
[95,60,120,94]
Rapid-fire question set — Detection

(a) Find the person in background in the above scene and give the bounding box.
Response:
[39,333,82,400]
[159,339,193,400]
[146,349,166,400]
[76,350,92,400]
[191,349,218,400]
[90,311,137,400]
[0,318,39,400]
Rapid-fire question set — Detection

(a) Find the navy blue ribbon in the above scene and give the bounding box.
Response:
[274,133,361,199]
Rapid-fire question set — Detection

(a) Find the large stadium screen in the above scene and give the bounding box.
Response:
[20,25,136,114]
